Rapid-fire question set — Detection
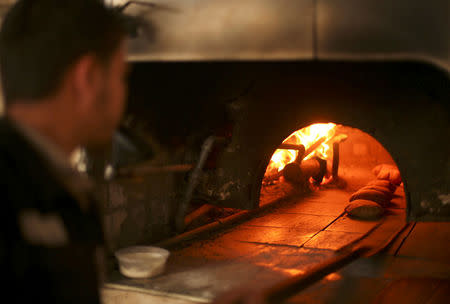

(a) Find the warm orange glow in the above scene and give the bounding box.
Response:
[255,262,306,276]
[266,123,337,175]
[324,272,342,281]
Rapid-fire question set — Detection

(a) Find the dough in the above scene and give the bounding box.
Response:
[372,164,402,185]
[367,179,396,192]
[345,200,384,220]
[349,189,391,207]
[360,185,393,197]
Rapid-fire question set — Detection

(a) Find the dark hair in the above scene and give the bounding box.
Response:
[0,0,127,106]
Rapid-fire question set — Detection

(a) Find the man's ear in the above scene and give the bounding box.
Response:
[71,54,102,110]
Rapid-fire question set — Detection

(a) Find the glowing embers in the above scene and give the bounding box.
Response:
[264,123,346,189]
[266,123,337,175]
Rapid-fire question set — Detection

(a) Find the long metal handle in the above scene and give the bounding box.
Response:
[175,136,218,233]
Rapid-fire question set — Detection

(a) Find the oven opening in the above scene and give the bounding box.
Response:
[152,123,412,303]
[258,122,406,244]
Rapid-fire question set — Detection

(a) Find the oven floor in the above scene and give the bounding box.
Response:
[103,188,450,304]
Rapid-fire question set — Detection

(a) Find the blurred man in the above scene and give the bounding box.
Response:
[0,0,127,303]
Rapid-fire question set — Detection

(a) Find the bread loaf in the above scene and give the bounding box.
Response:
[349,189,391,207]
[367,179,396,192]
[345,200,384,220]
[360,185,393,197]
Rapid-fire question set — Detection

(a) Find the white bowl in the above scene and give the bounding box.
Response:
[115,246,170,279]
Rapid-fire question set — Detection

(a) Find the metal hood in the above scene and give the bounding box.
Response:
[124,0,449,72]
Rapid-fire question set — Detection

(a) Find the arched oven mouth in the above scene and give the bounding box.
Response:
[157,122,407,251]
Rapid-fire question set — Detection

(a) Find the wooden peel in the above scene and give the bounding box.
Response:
[259,220,410,303]
[262,246,371,304]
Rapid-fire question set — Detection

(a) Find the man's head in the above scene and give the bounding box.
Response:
[0,0,128,150]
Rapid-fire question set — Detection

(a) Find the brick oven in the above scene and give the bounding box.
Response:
[96,1,449,302]
[98,0,448,240]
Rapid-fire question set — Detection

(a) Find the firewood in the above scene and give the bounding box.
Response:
[303,137,326,159]
[278,143,306,153]
[282,162,304,184]
[282,158,325,185]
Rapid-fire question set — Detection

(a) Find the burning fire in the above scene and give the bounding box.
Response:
[266,123,337,174]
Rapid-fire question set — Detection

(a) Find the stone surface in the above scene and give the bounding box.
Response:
[303,230,365,250]
[327,213,381,233]
[274,195,349,216]
[217,225,312,247]
[243,212,335,230]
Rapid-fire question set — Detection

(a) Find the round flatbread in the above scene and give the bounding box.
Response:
[345,200,384,220]
[349,189,390,207]
[389,170,402,185]
[360,185,393,196]
[372,164,402,185]
[367,180,396,192]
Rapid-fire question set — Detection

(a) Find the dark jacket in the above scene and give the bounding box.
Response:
[0,118,103,304]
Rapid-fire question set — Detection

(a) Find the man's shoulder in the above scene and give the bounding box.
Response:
[0,118,36,168]
[0,118,25,164]
[0,117,25,146]
[0,118,64,206]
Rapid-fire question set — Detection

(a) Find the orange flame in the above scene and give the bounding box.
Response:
[266,123,337,175]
